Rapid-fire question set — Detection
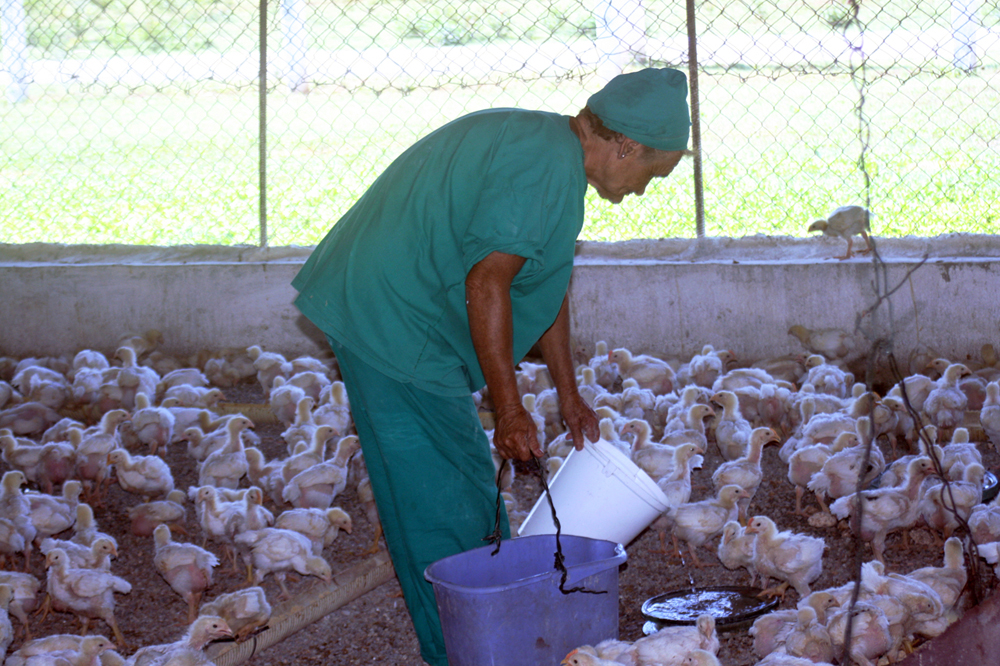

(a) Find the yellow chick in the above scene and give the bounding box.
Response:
[807,204,873,260]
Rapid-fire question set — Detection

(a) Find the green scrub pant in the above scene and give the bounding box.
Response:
[328,338,510,666]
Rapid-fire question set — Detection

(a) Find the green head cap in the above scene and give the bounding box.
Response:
[587,68,691,151]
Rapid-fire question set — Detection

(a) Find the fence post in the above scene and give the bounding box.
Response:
[951,0,981,71]
[1,0,30,103]
[685,0,704,238]
[281,0,309,93]
[593,0,647,83]
[259,0,268,247]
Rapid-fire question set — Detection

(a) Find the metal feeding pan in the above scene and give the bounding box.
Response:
[983,471,999,503]
[641,585,779,635]
[868,469,998,502]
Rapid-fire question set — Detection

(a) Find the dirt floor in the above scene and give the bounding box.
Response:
[2,372,997,666]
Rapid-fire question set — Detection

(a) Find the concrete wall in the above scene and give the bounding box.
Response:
[1,235,998,371]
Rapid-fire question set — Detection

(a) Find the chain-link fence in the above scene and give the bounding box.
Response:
[2,0,998,245]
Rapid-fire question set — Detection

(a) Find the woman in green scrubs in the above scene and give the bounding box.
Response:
[293,67,691,665]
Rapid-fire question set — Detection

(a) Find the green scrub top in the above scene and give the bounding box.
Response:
[293,108,587,396]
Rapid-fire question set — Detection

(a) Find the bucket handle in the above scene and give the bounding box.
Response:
[561,544,627,588]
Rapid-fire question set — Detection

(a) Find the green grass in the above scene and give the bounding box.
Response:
[3,1,999,244]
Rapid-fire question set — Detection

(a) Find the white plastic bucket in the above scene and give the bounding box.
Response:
[517,438,670,545]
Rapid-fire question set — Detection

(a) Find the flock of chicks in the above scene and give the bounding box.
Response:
[2,322,1000,666]
[0,333,374,666]
[491,329,1000,666]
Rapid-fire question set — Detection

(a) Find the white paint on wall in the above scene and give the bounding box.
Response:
[1,236,997,373]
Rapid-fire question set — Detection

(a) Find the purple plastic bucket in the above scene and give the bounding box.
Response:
[424,534,626,666]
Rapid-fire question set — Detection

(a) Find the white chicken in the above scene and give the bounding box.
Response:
[0,470,36,570]
[40,536,117,571]
[185,415,252,462]
[279,397,318,452]
[608,348,675,396]
[677,345,734,389]
[0,570,40,639]
[782,605,834,663]
[631,614,719,666]
[189,485,241,559]
[233,528,332,599]
[787,430,858,515]
[129,392,175,455]
[716,520,757,584]
[127,489,188,537]
[273,507,352,556]
[75,410,130,503]
[127,615,232,666]
[623,420,680,481]
[803,354,853,399]
[107,449,174,501]
[922,363,971,432]
[746,515,825,598]
[281,435,360,509]
[196,422,250,490]
[153,524,219,623]
[313,381,353,437]
[919,462,984,538]
[44,548,131,647]
[162,386,224,410]
[661,485,749,566]
[198,587,272,642]
[1,584,13,663]
[14,634,116,666]
[807,423,885,513]
[279,425,335,478]
[907,536,967,610]
[748,591,839,659]
[268,376,307,427]
[981,381,1000,454]
[0,401,63,437]
[69,503,117,550]
[709,390,753,461]
[286,370,332,404]
[830,456,936,561]
[112,346,160,411]
[246,345,292,397]
[27,480,82,544]
[711,427,779,523]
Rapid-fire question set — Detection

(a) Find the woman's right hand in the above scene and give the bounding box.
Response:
[492,402,542,461]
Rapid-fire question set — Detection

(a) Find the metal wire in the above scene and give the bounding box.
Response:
[3,0,997,244]
[838,4,987,657]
